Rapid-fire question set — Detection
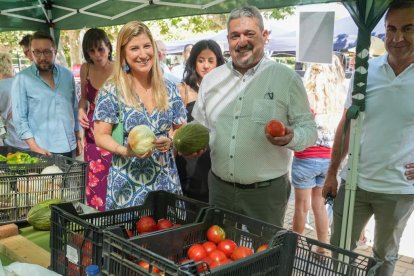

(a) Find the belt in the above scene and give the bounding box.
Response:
[212,171,272,189]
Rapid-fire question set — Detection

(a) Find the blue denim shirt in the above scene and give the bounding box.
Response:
[12,63,79,153]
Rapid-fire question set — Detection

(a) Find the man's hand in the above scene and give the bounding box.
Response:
[322,171,339,198]
[33,147,51,156]
[405,162,414,180]
[265,126,294,146]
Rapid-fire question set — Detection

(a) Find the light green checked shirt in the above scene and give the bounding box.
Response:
[192,56,317,184]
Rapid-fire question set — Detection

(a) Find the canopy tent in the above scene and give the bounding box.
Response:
[0,0,394,257]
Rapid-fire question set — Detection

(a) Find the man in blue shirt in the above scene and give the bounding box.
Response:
[12,31,81,157]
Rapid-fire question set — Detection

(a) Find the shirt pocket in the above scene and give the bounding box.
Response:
[251,99,276,124]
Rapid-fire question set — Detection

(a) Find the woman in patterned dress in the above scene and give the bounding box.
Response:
[78,28,114,211]
[93,21,187,210]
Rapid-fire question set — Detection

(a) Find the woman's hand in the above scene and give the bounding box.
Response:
[154,136,172,153]
[78,108,89,129]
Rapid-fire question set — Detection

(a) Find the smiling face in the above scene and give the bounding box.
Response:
[385,7,414,64]
[195,49,218,79]
[31,38,56,72]
[124,34,154,76]
[87,41,111,67]
[227,16,268,74]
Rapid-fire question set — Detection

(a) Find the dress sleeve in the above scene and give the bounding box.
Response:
[166,80,187,125]
[93,83,120,124]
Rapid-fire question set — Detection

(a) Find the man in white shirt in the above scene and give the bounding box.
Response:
[171,43,193,81]
[323,2,414,275]
[192,6,317,227]
[155,40,180,83]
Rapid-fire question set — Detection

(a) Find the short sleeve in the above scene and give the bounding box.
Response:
[93,83,120,124]
[165,79,187,125]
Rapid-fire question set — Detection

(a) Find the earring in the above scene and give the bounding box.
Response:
[123,63,130,73]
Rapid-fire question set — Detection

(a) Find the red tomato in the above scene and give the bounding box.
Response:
[136,216,157,233]
[202,241,217,254]
[265,120,286,137]
[157,218,173,230]
[210,258,232,269]
[125,229,133,238]
[179,258,192,265]
[198,256,213,272]
[256,244,269,253]
[206,225,225,244]
[231,246,254,260]
[137,260,160,273]
[187,244,208,262]
[209,250,227,263]
[217,239,238,258]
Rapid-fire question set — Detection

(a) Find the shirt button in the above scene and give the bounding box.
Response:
[239,97,242,100]
[230,173,233,176]
[235,116,238,119]
[230,155,233,158]
[232,136,235,139]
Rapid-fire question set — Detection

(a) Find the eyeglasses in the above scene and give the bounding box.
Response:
[32,49,54,58]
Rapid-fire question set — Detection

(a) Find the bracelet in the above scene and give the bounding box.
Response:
[76,137,82,141]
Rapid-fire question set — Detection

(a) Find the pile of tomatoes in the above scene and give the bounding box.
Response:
[126,216,180,237]
[181,225,269,271]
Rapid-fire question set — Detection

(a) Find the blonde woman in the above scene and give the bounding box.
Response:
[0,52,28,149]
[291,55,346,254]
[93,21,187,210]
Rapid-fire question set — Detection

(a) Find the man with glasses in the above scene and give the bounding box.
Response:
[12,31,81,158]
[323,1,414,275]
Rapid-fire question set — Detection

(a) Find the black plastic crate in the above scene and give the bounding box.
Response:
[0,146,87,224]
[50,190,210,276]
[101,207,287,276]
[102,207,378,276]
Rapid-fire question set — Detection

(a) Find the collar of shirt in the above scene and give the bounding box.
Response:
[228,54,266,77]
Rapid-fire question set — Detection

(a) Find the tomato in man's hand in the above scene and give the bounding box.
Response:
[266,120,286,137]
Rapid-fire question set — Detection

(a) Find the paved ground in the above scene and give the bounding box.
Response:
[283,198,414,276]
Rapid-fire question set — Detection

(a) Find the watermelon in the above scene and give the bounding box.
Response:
[27,199,65,230]
[173,123,209,155]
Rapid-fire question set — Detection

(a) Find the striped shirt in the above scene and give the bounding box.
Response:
[192,56,317,184]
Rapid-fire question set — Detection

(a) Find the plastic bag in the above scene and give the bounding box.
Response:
[2,262,61,276]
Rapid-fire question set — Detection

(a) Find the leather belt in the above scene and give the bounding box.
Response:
[212,171,272,189]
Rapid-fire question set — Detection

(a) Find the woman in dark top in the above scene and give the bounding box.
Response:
[78,28,114,211]
[176,40,225,202]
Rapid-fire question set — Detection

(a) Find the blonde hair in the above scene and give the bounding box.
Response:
[112,21,168,111]
[0,53,13,78]
[304,55,345,116]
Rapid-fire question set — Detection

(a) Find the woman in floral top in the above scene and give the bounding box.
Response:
[93,21,186,210]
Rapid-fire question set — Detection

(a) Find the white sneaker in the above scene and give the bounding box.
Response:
[305,223,314,230]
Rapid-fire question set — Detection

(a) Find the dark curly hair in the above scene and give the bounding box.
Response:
[82,28,113,64]
[183,40,225,92]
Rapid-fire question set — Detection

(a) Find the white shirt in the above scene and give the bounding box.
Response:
[341,55,414,194]
[171,63,185,81]
[192,56,317,184]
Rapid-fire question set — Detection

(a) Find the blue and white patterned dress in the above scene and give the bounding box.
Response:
[93,80,187,210]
